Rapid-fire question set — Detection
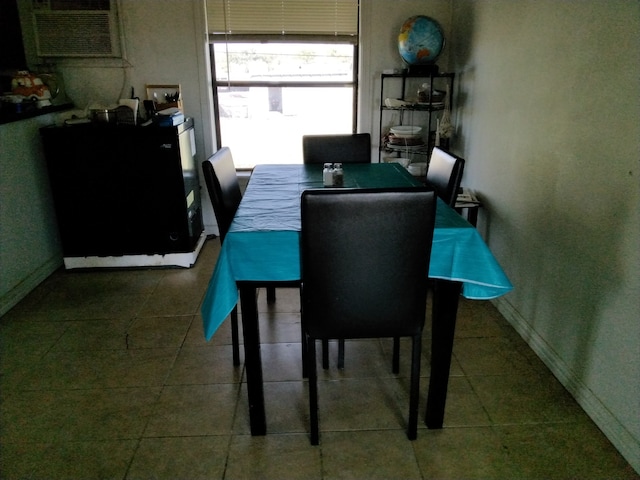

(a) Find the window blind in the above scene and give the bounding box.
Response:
[207,0,358,37]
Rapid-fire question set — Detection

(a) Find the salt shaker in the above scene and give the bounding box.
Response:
[323,163,334,187]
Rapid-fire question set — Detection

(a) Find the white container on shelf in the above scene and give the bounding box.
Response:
[389,125,422,138]
[383,156,411,168]
[407,162,427,176]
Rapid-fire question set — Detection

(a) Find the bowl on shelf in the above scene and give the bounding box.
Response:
[387,133,423,146]
[417,88,445,104]
[389,125,422,138]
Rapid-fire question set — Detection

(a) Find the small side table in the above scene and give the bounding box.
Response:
[455,189,482,227]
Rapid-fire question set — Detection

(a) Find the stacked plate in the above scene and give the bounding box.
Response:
[388,125,423,146]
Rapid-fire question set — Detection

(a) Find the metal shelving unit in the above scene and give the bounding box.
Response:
[378,71,455,164]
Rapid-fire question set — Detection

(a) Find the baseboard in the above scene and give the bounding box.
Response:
[493,296,640,474]
[0,254,63,317]
[63,234,206,270]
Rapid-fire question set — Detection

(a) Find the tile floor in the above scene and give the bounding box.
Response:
[1,238,637,479]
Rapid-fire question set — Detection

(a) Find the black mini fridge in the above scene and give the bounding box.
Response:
[40,118,204,268]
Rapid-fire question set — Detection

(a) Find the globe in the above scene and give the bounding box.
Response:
[398,15,445,65]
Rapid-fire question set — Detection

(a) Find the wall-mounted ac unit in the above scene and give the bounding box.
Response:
[32,0,122,58]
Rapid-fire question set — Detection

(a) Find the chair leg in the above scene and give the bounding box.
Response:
[392,336,400,374]
[300,308,341,378]
[231,306,240,366]
[308,336,320,445]
[407,334,422,440]
[301,321,308,378]
[266,286,276,304]
[322,339,329,369]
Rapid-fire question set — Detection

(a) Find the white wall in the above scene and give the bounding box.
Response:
[450,0,639,470]
[0,114,63,315]
[360,0,452,151]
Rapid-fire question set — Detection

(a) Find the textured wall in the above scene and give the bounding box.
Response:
[451,0,639,470]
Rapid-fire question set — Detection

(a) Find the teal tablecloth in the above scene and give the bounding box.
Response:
[202,163,512,341]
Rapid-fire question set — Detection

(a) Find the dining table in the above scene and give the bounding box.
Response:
[201,162,513,435]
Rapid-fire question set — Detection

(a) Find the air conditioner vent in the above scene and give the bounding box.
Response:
[32,0,121,58]
[47,0,110,11]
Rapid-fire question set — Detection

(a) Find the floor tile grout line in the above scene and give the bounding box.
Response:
[2,242,637,478]
[222,364,247,480]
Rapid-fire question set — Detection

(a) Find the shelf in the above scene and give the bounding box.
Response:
[0,102,73,125]
[382,103,445,112]
[378,70,455,163]
[381,71,455,79]
[382,143,430,158]
[384,143,428,151]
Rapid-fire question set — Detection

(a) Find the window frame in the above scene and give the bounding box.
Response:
[208,34,359,169]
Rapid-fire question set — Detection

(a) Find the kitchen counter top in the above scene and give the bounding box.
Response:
[0,102,73,125]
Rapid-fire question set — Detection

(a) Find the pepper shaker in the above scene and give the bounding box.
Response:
[333,163,343,187]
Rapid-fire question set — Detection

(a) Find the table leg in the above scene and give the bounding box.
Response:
[425,279,462,429]
[266,286,276,304]
[467,206,479,228]
[455,205,480,228]
[238,284,266,435]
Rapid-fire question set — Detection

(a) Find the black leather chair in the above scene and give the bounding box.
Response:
[302,133,371,164]
[389,147,465,372]
[300,187,437,445]
[202,148,242,245]
[426,147,465,207]
[202,147,275,365]
[302,133,371,368]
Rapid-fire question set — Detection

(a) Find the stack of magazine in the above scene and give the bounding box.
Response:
[154,107,184,127]
[455,188,482,208]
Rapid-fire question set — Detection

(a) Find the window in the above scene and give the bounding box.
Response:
[207,0,359,169]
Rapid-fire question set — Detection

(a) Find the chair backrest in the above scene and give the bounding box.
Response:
[302,133,371,164]
[301,187,437,339]
[202,147,242,242]
[426,147,465,207]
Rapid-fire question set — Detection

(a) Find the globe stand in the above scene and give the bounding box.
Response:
[407,64,439,75]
